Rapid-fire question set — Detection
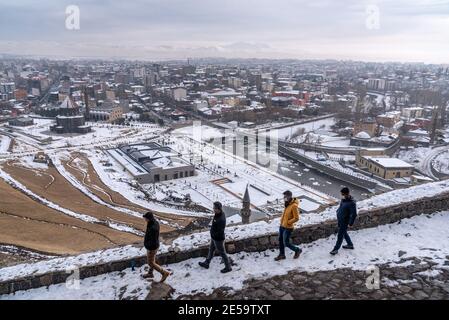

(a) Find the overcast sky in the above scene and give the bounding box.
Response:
[1,0,449,63]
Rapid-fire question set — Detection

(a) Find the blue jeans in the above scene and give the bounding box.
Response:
[333,223,353,251]
[279,226,300,256]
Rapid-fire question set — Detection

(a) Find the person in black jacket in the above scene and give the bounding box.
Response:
[142,211,171,282]
[198,201,232,273]
[330,187,357,255]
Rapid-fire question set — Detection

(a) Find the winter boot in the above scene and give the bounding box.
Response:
[293,249,302,259]
[221,267,232,273]
[159,270,171,283]
[142,272,154,279]
[274,255,286,261]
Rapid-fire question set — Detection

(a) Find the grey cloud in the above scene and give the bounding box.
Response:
[0,0,448,63]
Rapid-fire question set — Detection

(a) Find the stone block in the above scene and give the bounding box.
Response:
[109,260,125,272]
[157,254,168,265]
[247,246,257,252]
[51,272,68,284]
[269,235,279,245]
[226,243,236,254]
[39,274,53,287]
[13,279,32,292]
[79,267,95,278]
[258,237,269,246]
[172,251,186,263]
[235,241,245,252]
[0,282,10,295]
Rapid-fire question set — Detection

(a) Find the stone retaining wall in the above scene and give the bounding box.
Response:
[1,192,449,295]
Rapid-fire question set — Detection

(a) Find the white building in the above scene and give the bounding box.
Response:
[402,107,424,120]
[171,87,187,101]
[368,78,386,91]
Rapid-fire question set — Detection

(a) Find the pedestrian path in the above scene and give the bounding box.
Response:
[3,211,449,300]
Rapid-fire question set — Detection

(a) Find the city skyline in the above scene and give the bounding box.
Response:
[1,0,449,64]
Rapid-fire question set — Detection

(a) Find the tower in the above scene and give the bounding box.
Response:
[240,184,251,224]
[83,86,90,121]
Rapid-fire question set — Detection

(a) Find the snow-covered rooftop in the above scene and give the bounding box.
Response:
[364,156,414,169]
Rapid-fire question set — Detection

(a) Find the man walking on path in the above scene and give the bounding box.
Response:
[330,187,357,255]
[275,190,301,261]
[199,201,232,273]
[142,211,171,282]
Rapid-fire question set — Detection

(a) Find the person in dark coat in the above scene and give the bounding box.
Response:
[330,187,357,255]
[142,211,171,282]
[198,201,232,273]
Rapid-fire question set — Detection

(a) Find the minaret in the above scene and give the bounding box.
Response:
[240,184,251,224]
[83,86,90,120]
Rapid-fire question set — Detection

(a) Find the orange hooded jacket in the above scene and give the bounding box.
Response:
[280,198,300,229]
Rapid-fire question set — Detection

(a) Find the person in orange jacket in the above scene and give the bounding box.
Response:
[275,190,302,261]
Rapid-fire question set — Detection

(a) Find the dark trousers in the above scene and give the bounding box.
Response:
[205,239,231,269]
[279,226,300,256]
[333,223,353,251]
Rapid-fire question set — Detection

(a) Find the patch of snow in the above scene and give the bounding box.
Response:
[0,135,11,153]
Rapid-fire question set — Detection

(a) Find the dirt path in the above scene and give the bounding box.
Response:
[65,152,195,228]
[65,155,148,213]
[3,161,149,233]
[0,179,141,255]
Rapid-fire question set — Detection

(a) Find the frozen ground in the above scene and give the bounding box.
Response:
[3,210,449,300]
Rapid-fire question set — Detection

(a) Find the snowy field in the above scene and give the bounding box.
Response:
[3,210,449,300]
[85,128,333,214]
[274,117,353,149]
[82,148,209,217]
[289,131,351,148]
[277,117,336,141]
[1,120,165,157]
[169,132,335,211]
[0,135,11,154]
[171,124,233,141]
